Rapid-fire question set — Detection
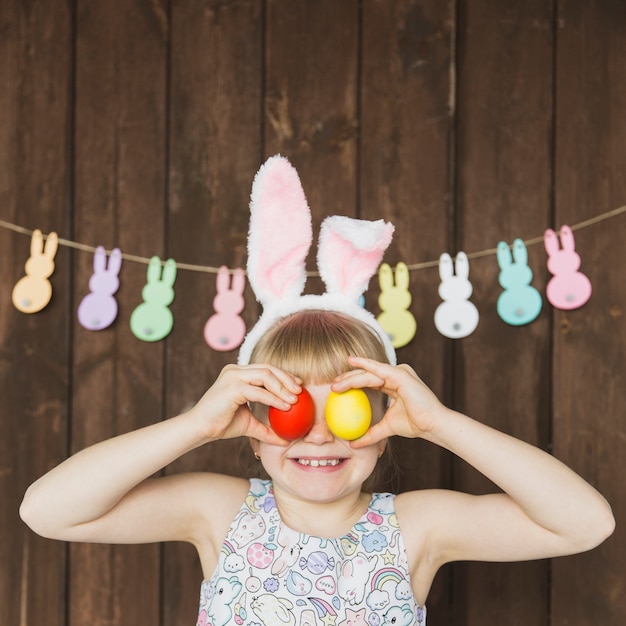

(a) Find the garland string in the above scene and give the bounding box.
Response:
[1,204,624,275]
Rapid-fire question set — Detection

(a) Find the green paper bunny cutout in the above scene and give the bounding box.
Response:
[130,256,177,342]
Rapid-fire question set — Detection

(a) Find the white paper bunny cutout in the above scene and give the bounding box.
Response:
[237,154,396,365]
[434,251,479,338]
[77,246,122,330]
[204,266,247,351]
[12,229,59,314]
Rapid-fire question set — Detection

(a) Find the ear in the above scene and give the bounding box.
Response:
[378,263,394,291]
[454,252,470,279]
[43,232,59,259]
[231,267,246,295]
[93,246,107,273]
[559,225,575,252]
[497,241,512,269]
[438,253,453,281]
[161,259,177,286]
[30,229,44,256]
[512,238,528,265]
[216,266,231,293]
[146,256,163,283]
[394,262,410,290]
[107,248,123,275]
[317,216,394,301]
[249,438,260,459]
[247,155,312,305]
[544,228,559,256]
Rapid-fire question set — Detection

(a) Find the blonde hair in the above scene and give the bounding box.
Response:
[249,309,397,492]
[249,309,389,383]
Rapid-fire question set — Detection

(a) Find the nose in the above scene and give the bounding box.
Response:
[302,411,335,444]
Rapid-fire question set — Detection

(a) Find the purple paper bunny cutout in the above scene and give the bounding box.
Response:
[77,246,122,330]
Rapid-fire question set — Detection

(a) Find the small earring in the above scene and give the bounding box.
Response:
[254,452,261,460]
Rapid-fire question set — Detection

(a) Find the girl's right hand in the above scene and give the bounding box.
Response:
[188,364,302,445]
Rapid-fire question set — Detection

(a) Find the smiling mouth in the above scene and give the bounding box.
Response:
[295,458,345,467]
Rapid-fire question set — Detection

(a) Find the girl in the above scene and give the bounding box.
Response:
[20,156,614,625]
[19,309,614,626]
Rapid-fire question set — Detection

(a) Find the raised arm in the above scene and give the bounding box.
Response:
[332,357,615,565]
[20,364,299,545]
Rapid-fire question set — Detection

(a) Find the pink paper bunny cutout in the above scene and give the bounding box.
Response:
[77,246,122,330]
[544,225,592,310]
[237,154,396,365]
[204,266,247,351]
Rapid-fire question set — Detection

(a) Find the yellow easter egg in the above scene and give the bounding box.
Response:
[325,389,372,440]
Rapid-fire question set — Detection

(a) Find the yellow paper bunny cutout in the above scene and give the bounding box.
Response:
[12,229,59,313]
[376,262,417,348]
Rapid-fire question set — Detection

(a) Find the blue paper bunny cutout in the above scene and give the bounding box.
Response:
[496,239,542,326]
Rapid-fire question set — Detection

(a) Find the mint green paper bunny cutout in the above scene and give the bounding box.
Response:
[130,256,177,342]
[496,239,542,326]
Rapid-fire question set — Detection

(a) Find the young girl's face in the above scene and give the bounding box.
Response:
[252,384,386,504]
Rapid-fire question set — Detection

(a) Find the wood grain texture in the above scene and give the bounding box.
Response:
[452,1,554,623]
[360,2,456,622]
[2,1,623,625]
[0,2,72,625]
[69,1,168,625]
[551,1,626,622]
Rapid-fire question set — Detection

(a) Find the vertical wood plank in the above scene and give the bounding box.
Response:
[0,2,72,625]
[164,1,263,624]
[551,1,626,623]
[453,1,554,624]
[264,0,359,238]
[70,1,168,625]
[360,1,456,622]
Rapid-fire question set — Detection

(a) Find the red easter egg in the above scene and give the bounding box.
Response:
[268,388,315,440]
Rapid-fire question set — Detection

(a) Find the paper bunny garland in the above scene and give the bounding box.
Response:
[237,154,397,365]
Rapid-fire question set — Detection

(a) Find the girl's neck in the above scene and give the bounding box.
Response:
[270,483,372,538]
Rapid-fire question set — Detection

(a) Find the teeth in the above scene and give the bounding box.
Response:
[297,458,342,467]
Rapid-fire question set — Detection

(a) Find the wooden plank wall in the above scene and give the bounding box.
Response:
[1,1,624,625]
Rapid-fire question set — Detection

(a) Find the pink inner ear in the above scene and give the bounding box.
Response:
[261,244,311,299]
[325,230,385,298]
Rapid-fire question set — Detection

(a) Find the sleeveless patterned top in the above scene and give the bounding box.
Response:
[197,478,426,626]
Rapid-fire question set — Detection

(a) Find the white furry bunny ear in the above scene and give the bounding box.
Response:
[318,216,394,302]
[238,155,397,366]
[247,155,312,306]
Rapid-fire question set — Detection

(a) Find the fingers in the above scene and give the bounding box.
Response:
[349,421,393,449]
[220,363,302,410]
[331,356,417,395]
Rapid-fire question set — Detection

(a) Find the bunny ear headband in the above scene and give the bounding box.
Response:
[237,154,397,366]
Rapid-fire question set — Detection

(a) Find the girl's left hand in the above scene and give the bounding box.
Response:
[330,356,446,447]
